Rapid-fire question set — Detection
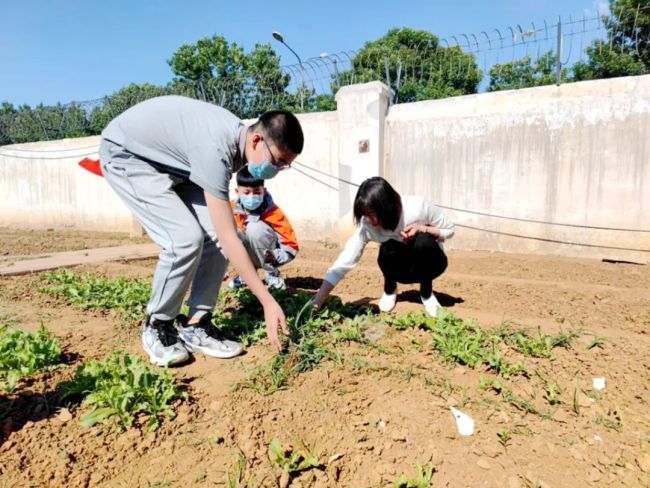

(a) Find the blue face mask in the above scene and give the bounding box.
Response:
[240,194,264,211]
[247,160,280,180]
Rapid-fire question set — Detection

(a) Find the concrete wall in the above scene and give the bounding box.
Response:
[385,75,650,263]
[0,136,141,235]
[1,75,648,262]
[0,113,342,240]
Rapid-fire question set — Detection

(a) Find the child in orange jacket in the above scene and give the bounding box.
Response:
[229,167,299,290]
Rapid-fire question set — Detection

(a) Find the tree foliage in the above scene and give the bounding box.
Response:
[488,51,566,91]
[572,0,648,80]
[339,28,482,102]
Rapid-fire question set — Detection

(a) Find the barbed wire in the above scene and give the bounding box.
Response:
[1,6,647,146]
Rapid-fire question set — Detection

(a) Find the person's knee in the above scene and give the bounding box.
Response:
[434,254,448,277]
[244,220,274,245]
[413,232,438,252]
[378,239,403,265]
[174,226,205,258]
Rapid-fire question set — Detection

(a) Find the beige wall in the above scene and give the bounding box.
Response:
[385,75,650,263]
[1,75,648,262]
[0,136,141,235]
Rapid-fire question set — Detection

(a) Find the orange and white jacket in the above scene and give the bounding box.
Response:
[231,193,299,266]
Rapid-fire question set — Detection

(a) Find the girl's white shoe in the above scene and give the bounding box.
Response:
[421,294,441,317]
[378,292,397,312]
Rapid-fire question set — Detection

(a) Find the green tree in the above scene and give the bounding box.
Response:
[488,51,566,91]
[0,102,17,145]
[338,28,482,103]
[89,83,171,134]
[572,0,648,80]
[167,35,302,117]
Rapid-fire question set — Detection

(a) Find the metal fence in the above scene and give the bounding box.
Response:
[1,5,647,146]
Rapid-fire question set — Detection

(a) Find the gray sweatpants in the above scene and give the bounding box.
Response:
[100,139,228,321]
[240,219,280,274]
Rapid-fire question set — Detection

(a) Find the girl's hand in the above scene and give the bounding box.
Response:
[400,224,441,241]
[312,280,335,310]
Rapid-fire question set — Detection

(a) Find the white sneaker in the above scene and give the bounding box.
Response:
[141,317,190,367]
[264,270,286,290]
[177,313,244,359]
[422,294,442,317]
[378,292,397,313]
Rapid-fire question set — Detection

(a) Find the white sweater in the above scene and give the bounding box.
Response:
[324,196,455,287]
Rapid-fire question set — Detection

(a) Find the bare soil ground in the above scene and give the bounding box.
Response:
[1,230,649,487]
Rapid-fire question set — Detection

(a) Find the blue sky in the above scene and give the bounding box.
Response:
[1,0,609,106]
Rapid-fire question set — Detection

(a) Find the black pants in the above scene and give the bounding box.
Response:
[377,233,448,299]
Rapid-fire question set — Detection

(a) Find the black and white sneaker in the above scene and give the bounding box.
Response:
[141,316,190,367]
[177,313,244,359]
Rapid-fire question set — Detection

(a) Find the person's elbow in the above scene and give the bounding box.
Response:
[440,225,455,241]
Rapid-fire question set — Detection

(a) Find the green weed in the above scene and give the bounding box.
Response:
[0,324,62,392]
[573,384,581,416]
[497,429,512,448]
[586,336,607,350]
[60,351,187,431]
[40,269,150,322]
[596,407,623,431]
[394,462,435,488]
[495,323,578,359]
[268,438,322,485]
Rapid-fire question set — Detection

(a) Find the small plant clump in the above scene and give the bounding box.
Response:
[60,351,187,431]
[40,269,151,322]
[384,310,577,379]
[237,292,372,395]
[394,462,435,488]
[0,324,62,392]
[268,438,322,488]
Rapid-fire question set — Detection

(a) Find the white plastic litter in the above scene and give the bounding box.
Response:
[593,435,603,442]
[450,407,475,436]
[592,377,606,391]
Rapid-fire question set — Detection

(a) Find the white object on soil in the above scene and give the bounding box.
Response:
[592,377,606,391]
[450,407,475,436]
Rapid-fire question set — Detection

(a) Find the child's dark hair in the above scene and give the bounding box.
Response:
[353,177,402,231]
[236,166,264,187]
[250,110,304,154]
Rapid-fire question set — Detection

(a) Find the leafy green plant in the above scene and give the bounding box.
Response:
[40,269,151,322]
[383,311,435,331]
[0,324,62,392]
[586,336,607,350]
[237,292,372,395]
[497,429,512,449]
[60,351,187,431]
[596,407,623,431]
[502,389,540,415]
[268,438,322,487]
[394,462,435,488]
[495,324,578,359]
[478,376,503,394]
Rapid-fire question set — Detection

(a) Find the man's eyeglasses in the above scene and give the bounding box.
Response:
[263,139,291,171]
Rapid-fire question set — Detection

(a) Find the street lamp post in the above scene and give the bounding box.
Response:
[272,31,304,111]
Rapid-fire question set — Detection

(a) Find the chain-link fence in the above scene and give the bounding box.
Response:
[1,5,648,146]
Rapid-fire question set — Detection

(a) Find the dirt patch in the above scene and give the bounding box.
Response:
[1,235,649,487]
[0,227,150,258]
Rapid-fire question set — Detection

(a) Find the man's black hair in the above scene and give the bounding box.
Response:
[236,166,265,187]
[250,110,304,154]
[353,177,403,231]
